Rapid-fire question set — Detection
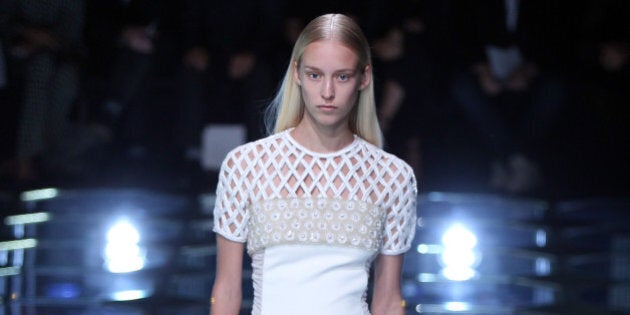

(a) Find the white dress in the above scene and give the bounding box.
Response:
[213,129,417,315]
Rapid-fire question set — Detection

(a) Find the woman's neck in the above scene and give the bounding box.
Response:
[290,121,354,153]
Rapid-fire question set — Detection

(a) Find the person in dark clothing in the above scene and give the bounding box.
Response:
[569,0,630,196]
[0,0,85,183]
[90,0,182,154]
[371,1,438,182]
[176,0,277,150]
[450,0,570,195]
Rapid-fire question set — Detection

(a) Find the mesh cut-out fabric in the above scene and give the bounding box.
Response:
[213,129,417,255]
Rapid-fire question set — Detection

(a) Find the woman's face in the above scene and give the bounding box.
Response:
[295,40,370,131]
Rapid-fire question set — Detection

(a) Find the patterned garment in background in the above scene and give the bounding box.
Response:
[12,0,84,159]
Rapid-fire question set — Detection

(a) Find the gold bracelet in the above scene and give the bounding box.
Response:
[210,297,216,305]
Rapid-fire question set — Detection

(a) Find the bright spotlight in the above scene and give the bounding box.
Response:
[110,289,151,301]
[20,188,59,201]
[440,224,480,281]
[441,247,476,267]
[107,221,140,244]
[442,224,477,249]
[442,266,476,282]
[104,220,145,273]
[444,301,471,312]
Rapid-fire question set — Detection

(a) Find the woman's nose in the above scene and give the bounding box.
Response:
[321,78,335,101]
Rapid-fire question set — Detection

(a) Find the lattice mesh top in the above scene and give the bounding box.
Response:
[213,129,417,255]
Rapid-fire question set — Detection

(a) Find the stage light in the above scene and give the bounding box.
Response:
[104,220,145,273]
[20,188,59,201]
[416,243,441,254]
[110,289,151,301]
[440,224,480,281]
[444,301,471,312]
[4,212,51,225]
[535,228,547,247]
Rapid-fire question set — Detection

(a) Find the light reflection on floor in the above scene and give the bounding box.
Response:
[1,188,628,314]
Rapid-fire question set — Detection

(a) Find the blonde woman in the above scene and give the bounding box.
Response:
[211,13,417,315]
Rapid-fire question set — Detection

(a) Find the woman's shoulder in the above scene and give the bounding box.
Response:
[356,138,415,178]
[223,132,286,162]
[358,138,411,165]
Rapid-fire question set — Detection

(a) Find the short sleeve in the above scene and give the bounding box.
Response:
[213,149,250,243]
[380,163,418,255]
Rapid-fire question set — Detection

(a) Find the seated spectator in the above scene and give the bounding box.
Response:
[571,0,629,196]
[450,0,570,195]
[371,2,438,182]
[175,0,277,157]
[0,0,85,184]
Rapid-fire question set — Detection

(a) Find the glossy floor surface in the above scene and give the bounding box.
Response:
[1,188,628,315]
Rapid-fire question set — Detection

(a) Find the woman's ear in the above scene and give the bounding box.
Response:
[359,65,371,90]
[293,60,301,86]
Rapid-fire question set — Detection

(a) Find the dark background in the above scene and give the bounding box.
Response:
[0,0,627,199]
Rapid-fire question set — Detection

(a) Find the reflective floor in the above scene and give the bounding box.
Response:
[402,193,630,314]
[1,188,629,315]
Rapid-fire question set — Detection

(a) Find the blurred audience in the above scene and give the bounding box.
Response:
[0,1,626,197]
[570,0,629,196]
[449,0,571,195]
[0,0,86,184]
[371,1,438,182]
[87,0,182,158]
[175,0,278,161]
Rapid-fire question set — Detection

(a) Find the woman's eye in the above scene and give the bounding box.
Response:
[338,73,351,81]
[308,73,320,80]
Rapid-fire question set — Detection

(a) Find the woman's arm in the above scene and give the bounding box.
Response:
[371,254,406,315]
[210,235,245,315]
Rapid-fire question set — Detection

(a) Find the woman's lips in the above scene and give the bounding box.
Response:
[318,105,337,111]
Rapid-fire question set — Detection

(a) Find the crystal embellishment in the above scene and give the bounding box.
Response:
[248,198,385,254]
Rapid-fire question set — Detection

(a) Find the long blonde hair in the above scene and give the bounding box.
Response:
[264,13,383,148]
